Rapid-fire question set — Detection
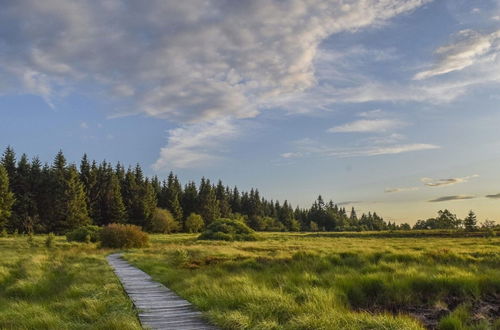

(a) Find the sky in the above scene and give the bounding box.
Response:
[1,0,500,224]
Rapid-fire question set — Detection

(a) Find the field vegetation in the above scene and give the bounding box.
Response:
[124,232,500,330]
[0,235,141,329]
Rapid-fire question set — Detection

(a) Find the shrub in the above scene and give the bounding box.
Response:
[0,228,7,237]
[66,225,101,243]
[99,223,148,248]
[198,218,258,241]
[45,233,55,248]
[185,213,204,233]
[150,208,180,233]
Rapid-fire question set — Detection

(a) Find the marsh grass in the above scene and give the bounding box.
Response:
[125,233,500,330]
[0,235,141,329]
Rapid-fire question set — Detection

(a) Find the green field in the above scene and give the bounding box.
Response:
[1,232,499,329]
[0,236,141,330]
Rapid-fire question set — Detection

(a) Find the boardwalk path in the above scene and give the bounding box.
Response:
[107,253,217,330]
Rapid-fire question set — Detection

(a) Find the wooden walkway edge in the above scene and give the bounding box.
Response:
[107,253,217,330]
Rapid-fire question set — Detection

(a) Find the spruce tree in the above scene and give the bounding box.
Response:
[464,210,477,231]
[63,166,91,231]
[198,178,220,225]
[0,165,15,230]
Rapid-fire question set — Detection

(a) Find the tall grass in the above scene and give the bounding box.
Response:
[125,233,500,329]
[0,235,141,329]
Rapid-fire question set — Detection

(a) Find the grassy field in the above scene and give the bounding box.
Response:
[124,233,500,330]
[0,232,499,329]
[0,235,141,330]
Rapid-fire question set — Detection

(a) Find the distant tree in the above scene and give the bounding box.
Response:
[63,166,91,231]
[198,178,220,225]
[185,213,204,233]
[463,210,477,231]
[150,208,180,233]
[0,165,15,230]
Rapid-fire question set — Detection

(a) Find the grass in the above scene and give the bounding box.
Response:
[0,235,141,329]
[124,232,500,330]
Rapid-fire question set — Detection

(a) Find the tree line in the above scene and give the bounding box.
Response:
[0,147,403,234]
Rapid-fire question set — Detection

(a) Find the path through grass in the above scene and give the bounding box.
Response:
[125,233,500,330]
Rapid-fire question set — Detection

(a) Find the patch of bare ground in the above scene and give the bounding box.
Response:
[361,294,500,329]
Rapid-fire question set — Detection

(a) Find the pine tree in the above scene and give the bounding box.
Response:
[181,181,198,222]
[1,146,16,186]
[0,165,15,230]
[464,210,477,231]
[164,172,183,224]
[198,178,220,225]
[9,154,38,233]
[63,166,91,231]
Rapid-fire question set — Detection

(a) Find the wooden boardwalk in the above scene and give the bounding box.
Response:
[107,253,217,330]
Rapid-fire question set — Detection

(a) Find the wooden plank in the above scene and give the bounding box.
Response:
[107,253,217,330]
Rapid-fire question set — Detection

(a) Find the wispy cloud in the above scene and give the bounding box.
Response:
[153,119,237,170]
[414,29,500,80]
[80,121,88,129]
[328,119,406,133]
[429,195,475,202]
[385,186,419,193]
[0,1,433,168]
[485,193,500,199]
[281,139,439,160]
[421,174,479,187]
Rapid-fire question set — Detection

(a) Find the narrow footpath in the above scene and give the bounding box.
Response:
[107,253,217,330]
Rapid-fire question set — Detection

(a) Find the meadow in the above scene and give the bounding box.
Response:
[0,232,499,329]
[125,233,500,330]
[0,235,141,329]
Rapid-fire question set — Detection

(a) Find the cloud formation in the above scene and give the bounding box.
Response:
[329,119,406,133]
[385,186,419,193]
[153,119,237,169]
[421,174,479,187]
[281,138,439,159]
[485,193,500,199]
[0,0,431,169]
[414,29,500,80]
[429,195,475,202]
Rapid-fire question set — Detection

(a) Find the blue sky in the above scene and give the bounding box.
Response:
[1,0,500,223]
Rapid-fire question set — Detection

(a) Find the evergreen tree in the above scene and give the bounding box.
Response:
[197,178,220,225]
[1,146,16,186]
[181,181,198,222]
[163,172,183,224]
[0,165,14,230]
[9,154,38,233]
[463,210,477,231]
[63,166,91,231]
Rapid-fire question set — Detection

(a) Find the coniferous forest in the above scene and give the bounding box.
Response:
[0,147,404,234]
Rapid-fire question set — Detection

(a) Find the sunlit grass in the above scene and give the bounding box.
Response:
[0,236,141,330]
[125,233,500,330]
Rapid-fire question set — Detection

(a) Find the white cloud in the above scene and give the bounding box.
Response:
[414,29,500,80]
[281,139,439,159]
[329,119,406,133]
[153,119,238,170]
[0,0,432,168]
[281,152,303,159]
[80,121,88,129]
[421,174,479,187]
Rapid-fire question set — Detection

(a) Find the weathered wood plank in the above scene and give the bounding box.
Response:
[107,253,217,330]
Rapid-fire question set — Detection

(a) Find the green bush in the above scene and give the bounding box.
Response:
[198,218,258,241]
[185,213,204,233]
[66,225,101,243]
[150,208,180,233]
[99,223,148,248]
